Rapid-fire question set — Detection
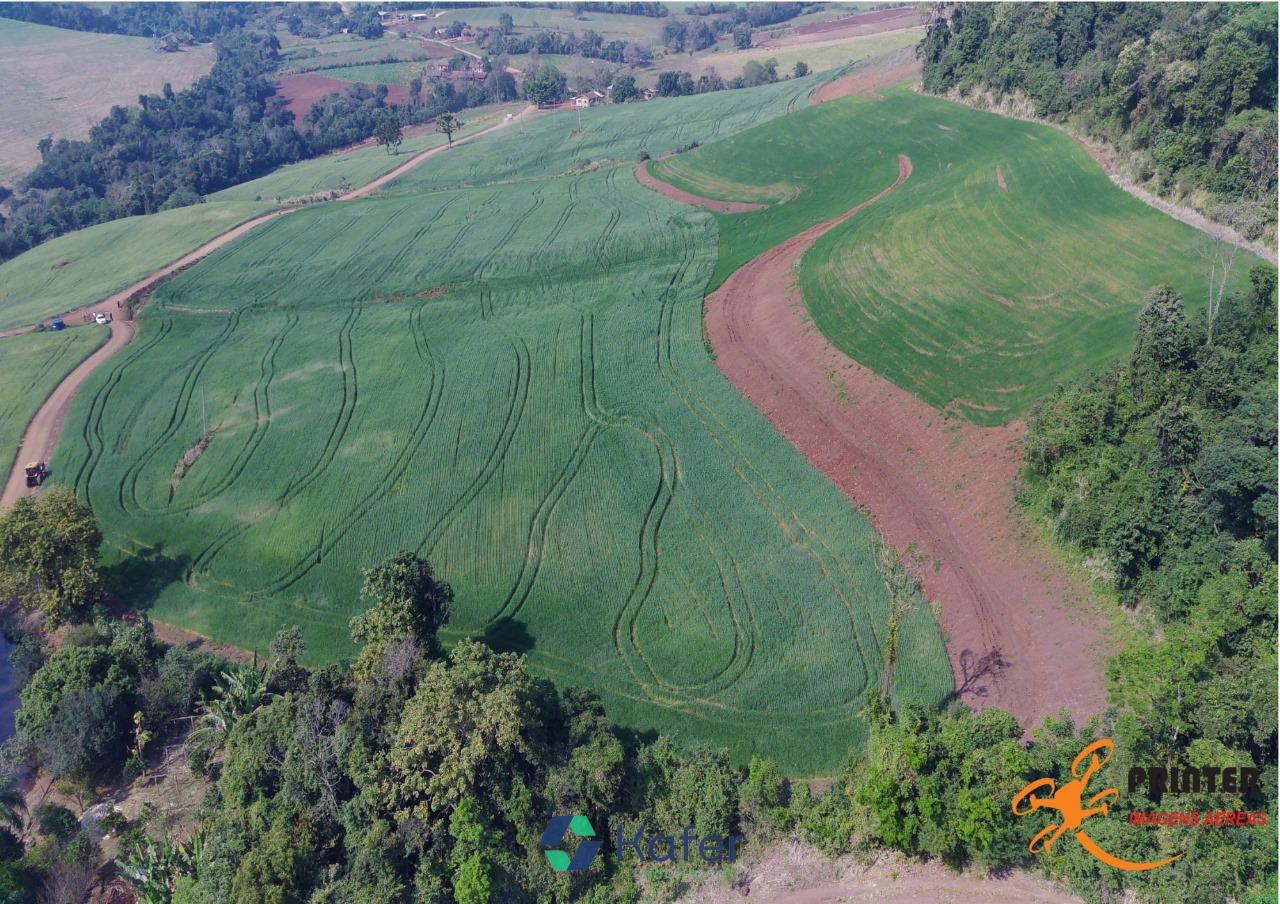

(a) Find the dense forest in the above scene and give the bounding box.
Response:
[921,2,1278,242]
[1020,266,1278,901]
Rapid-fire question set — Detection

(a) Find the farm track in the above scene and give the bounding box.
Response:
[0,105,537,510]
[702,154,1108,728]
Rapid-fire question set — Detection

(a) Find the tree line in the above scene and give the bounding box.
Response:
[921,2,1278,243]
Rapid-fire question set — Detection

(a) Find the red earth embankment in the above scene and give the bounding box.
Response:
[703,155,1107,728]
[634,161,767,213]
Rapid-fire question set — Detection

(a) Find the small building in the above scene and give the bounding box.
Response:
[411,12,430,21]
[573,90,605,108]
[641,87,657,101]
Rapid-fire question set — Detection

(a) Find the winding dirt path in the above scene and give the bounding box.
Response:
[634,161,767,213]
[0,105,536,510]
[704,154,1107,727]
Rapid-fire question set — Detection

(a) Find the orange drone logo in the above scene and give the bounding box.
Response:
[1012,739,1182,872]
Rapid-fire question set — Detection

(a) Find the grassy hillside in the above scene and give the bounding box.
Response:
[383,72,821,194]
[52,84,951,774]
[209,103,526,204]
[653,86,1260,424]
[0,328,105,477]
[0,202,270,332]
[0,18,214,183]
[647,28,921,82]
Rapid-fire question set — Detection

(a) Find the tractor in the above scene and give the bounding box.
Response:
[24,462,48,488]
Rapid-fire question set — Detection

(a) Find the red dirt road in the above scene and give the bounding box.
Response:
[634,161,766,213]
[0,106,536,511]
[704,155,1107,727]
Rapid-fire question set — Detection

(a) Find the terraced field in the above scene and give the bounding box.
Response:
[52,80,949,774]
[652,85,1259,423]
[0,328,105,478]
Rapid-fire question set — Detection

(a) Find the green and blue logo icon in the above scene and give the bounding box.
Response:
[541,814,601,872]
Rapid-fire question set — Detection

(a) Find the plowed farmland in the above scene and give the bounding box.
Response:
[53,81,951,775]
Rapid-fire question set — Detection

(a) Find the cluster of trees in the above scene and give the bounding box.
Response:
[2,457,1275,901]
[921,3,1278,241]
[281,4,384,41]
[475,26,654,67]
[1018,268,1278,900]
[0,1,260,42]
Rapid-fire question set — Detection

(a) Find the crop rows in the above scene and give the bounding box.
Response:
[53,130,951,772]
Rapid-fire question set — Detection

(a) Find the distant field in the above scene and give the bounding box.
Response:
[648,28,921,81]
[652,86,1260,424]
[0,18,214,183]
[429,4,668,44]
[278,31,432,74]
[0,201,269,331]
[0,328,105,478]
[383,72,822,193]
[320,61,423,84]
[209,103,526,203]
[55,77,950,774]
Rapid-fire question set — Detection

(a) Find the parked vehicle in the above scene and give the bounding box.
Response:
[95,312,109,325]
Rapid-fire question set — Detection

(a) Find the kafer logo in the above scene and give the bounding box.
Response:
[540,815,601,873]
[1012,739,1183,872]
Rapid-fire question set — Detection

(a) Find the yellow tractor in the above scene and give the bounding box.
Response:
[24,462,47,488]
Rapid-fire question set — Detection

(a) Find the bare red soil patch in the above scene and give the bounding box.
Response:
[704,155,1107,728]
[996,164,1008,192]
[810,47,921,104]
[275,72,408,122]
[634,161,767,213]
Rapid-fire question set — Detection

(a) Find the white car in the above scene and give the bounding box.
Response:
[94,312,109,325]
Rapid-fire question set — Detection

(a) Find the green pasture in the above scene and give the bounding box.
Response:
[53,81,951,774]
[381,72,822,195]
[0,328,105,476]
[319,61,421,85]
[278,31,431,74]
[209,103,526,204]
[0,17,213,182]
[647,28,922,83]
[0,201,269,332]
[652,85,1260,423]
[428,5,669,44]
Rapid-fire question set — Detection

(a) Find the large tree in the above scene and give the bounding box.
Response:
[0,487,103,624]
[349,551,453,679]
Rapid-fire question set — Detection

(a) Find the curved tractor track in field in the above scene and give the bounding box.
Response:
[0,106,536,510]
[700,154,1107,729]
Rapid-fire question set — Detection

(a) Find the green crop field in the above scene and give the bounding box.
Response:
[318,61,422,85]
[647,29,922,83]
[0,328,105,476]
[0,18,214,182]
[0,201,270,332]
[278,31,432,74]
[53,80,951,775]
[652,85,1260,424]
[209,103,526,204]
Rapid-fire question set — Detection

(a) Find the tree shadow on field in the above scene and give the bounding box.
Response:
[480,617,537,655]
[103,543,190,613]
[951,646,1009,704]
